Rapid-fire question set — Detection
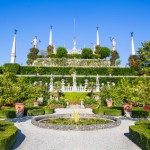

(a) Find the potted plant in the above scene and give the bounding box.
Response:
[106,98,113,107]
[34,97,39,107]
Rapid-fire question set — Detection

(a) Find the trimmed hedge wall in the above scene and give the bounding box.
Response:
[2,63,20,74]
[129,120,150,150]
[0,120,18,150]
[27,109,45,116]
[132,110,150,118]
[19,66,137,76]
[93,106,123,116]
[0,107,16,118]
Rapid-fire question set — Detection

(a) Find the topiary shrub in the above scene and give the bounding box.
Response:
[0,120,18,150]
[2,63,20,74]
[104,109,122,116]
[129,120,150,150]
[132,110,150,118]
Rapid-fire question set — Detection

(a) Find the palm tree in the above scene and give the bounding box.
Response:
[53,81,62,100]
[86,82,96,99]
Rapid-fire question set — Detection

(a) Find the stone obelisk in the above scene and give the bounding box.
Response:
[49,26,52,45]
[131,32,135,55]
[10,29,17,63]
[96,27,100,45]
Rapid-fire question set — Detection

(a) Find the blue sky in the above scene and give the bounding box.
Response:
[0,0,150,66]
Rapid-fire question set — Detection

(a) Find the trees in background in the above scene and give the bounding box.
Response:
[81,48,93,59]
[110,50,120,66]
[56,47,68,58]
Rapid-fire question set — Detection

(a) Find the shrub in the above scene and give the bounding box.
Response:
[93,106,123,116]
[0,110,16,118]
[48,99,67,107]
[27,109,45,116]
[129,121,150,150]
[132,110,150,118]
[2,63,20,74]
[24,106,41,116]
[0,120,18,150]
[83,99,98,105]
[135,120,150,125]
[104,109,122,116]
[44,107,54,114]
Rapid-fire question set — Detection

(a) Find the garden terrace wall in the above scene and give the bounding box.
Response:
[19,66,137,76]
[17,76,137,85]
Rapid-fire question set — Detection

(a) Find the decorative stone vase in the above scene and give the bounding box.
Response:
[34,101,39,107]
[107,101,112,107]
[15,103,25,118]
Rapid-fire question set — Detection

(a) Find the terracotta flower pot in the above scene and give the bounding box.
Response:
[123,103,132,113]
[34,101,39,107]
[15,103,25,118]
[107,101,112,107]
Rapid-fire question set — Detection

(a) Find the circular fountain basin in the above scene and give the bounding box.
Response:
[31,114,121,131]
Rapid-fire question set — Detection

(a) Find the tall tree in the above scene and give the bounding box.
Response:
[110,51,120,66]
[86,82,96,99]
[97,47,111,59]
[47,45,54,56]
[53,81,62,100]
[137,41,150,67]
[27,48,39,65]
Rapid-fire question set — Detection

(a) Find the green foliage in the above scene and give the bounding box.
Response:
[44,107,54,114]
[27,109,45,116]
[135,120,150,125]
[19,66,137,76]
[93,106,123,116]
[83,99,98,105]
[86,82,96,99]
[110,51,120,66]
[0,120,18,150]
[63,92,89,102]
[27,48,39,65]
[48,99,67,107]
[0,110,16,118]
[128,55,141,71]
[129,121,150,150]
[56,47,68,58]
[68,54,81,59]
[0,66,2,74]
[137,41,150,68]
[47,45,54,56]
[81,48,93,59]
[2,63,20,74]
[98,47,111,59]
[132,110,150,118]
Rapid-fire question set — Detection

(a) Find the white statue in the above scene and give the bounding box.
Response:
[32,36,39,48]
[72,72,76,83]
[96,74,99,85]
[110,37,116,51]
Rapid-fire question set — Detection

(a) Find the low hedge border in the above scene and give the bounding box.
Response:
[0,109,16,118]
[129,120,150,150]
[132,110,150,118]
[0,120,18,150]
[93,107,123,116]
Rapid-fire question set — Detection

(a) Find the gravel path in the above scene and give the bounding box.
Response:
[11,108,141,150]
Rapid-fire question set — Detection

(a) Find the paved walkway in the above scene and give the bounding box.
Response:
[11,107,141,150]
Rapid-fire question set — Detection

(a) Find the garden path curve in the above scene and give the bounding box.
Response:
[11,107,141,150]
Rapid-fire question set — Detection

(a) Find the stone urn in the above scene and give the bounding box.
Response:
[34,101,39,107]
[15,103,25,118]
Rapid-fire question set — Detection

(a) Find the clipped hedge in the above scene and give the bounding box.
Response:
[132,110,150,118]
[19,66,137,76]
[2,63,20,74]
[0,120,18,150]
[45,108,54,114]
[27,109,45,116]
[0,110,16,118]
[93,106,123,116]
[129,121,150,150]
